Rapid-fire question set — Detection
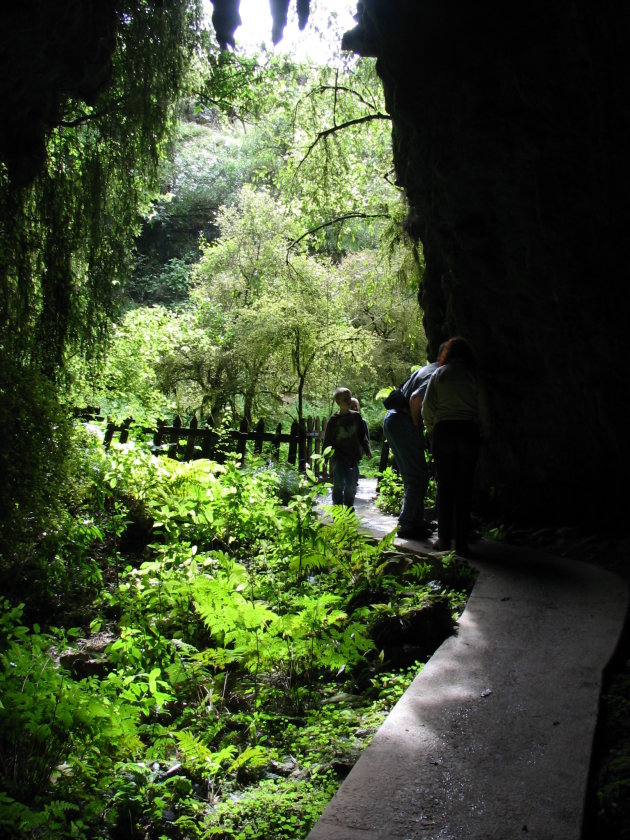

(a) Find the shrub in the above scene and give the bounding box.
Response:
[0,602,131,838]
[0,361,73,587]
[375,467,404,515]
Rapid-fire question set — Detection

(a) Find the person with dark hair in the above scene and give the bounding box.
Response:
[382,346,445,540]
[421,336,490,556]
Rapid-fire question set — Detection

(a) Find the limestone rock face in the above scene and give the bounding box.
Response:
[0,1,116,186]
[344,0,630,525]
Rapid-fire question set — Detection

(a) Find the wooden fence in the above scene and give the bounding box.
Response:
[101,414,332,480]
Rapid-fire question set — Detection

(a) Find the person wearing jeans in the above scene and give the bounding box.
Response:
[323,387,371,508]
[382,350,446,540]
[383,407,430,538]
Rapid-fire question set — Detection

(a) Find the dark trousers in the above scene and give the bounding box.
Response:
[431,420,479,549]
[331,456,359,507]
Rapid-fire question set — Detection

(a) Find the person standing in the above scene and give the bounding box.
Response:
[382,354,441,540]
[421,336,490,555]
[350,397,371,453]
[323,387,371,508]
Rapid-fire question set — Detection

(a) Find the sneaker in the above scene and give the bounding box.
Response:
[431,538,450,551]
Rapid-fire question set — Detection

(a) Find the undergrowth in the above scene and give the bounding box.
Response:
[375,460,436,518]
[0,430,473,839]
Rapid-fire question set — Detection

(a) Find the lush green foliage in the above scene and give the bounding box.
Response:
[128,115,273,306]
[82,222,425,428]
[189,185,379,421]
[0,14,449,838]
[0,2,206,572]
[0,359,86,586]
[70,305,182,422]
[275,59,396,254]
[375,467,405,517]
[82,190,425,426]
[123,53,427,425]
[0,429,472,838]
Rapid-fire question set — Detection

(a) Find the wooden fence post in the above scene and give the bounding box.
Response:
[118,417,133,444]
[313,416,321,478]
[201,418,215,459]
[287,420,299,466]
[298,419,307,472]
[237,417,248,462]
[320,416,329,481]
[168,415,182,459]
[253,418,265,455]
[184,415,198,461]
[103,419,116,450]
[305,416,314,469]
[272,422,282,460]
[153,419,166,452]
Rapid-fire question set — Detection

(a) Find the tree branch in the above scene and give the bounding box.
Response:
[59,101,122,128]
[307,83,382,114]
[298,113,391,171]
[287,212,390,257]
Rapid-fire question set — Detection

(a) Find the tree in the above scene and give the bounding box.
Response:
[189,48,402,259]
[335,246,427,390]
[276,58,398,257]
[177,186,376,422]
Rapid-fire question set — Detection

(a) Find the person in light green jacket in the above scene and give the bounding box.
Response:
[422,336,490,555]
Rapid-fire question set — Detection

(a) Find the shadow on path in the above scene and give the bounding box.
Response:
[308,480,628,840]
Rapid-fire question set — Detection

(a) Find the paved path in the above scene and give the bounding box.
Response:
[308,480,628,840]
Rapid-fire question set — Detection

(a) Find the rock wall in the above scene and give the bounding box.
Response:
[344,0,630,526]
[0,1,116,187]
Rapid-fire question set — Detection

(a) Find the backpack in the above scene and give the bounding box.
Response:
[382,387,409,412]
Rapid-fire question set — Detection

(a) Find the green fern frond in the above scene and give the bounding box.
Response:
[228,745,268,773]
[173,730,236,778]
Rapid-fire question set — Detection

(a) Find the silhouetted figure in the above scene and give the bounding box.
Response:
[422,336,490,555]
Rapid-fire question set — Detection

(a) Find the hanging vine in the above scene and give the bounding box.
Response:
[0,0,202,373]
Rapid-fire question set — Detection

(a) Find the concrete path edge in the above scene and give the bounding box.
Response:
[307,531,628,840]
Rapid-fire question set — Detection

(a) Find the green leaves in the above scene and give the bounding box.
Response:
[1,1,202,369]
[0,422,473,838]
[173,731,237,780]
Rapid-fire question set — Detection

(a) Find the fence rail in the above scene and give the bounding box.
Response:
[96,413,332,480]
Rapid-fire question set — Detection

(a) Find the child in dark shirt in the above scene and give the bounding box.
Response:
[323,387,371,508]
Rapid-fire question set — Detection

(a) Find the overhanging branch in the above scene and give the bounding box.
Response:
[299,113,391,169]
[307,83,382,113]
[287,211,390,259]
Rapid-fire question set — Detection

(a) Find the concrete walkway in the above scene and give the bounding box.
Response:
[308,480,628,840]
